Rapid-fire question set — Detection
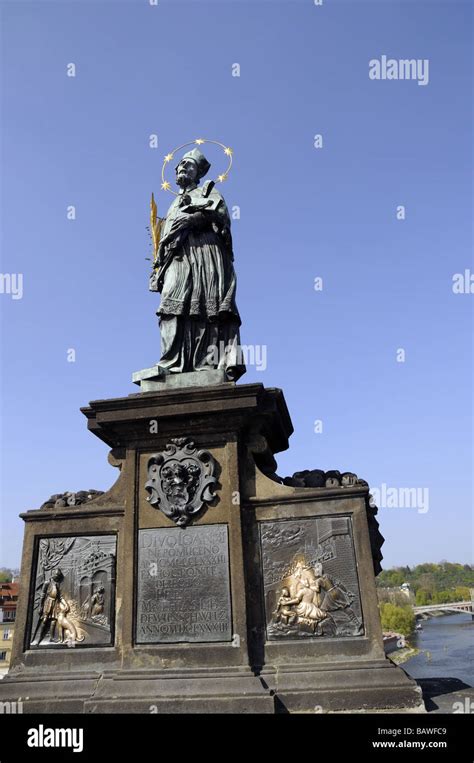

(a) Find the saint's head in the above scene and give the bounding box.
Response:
[175,148,211,189]
[51,568,64,583]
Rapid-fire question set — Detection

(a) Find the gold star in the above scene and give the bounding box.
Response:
[224,147,233,156]
[164,153,173,163]
[195,138,205,145]
[217,173,227,183]
[161,181,171,190]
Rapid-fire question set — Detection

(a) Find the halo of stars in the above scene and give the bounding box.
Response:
[161,138,234,196]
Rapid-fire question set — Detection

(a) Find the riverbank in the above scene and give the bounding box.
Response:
[388,645,420,665]
[402,612,473,713]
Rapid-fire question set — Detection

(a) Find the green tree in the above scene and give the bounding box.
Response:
[415,589,431,606]
[432,590,452,604]
[0,568,15,583]
[376,563,474,593]
[379,602,415,637]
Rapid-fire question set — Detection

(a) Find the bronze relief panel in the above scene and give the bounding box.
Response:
[28,535,116,649]
[259,517,364,639]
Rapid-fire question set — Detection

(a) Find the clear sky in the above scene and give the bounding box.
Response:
[0,0,472,570]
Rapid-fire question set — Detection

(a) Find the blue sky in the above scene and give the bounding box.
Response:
[0,0,472,570]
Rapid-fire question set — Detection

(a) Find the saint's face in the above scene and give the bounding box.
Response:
[176,159,198,188]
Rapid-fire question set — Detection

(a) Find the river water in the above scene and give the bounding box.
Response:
[403,613,473,685]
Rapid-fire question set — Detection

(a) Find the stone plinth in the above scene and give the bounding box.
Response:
[132,366,228,392]
[0,382,424,713]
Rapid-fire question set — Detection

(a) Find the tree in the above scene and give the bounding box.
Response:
[379,602,415,637]
[0,568,17,583]
[415,589,431,606]
[376,563,474,594]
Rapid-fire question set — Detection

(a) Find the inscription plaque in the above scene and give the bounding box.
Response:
[260,516,364,639]
[136,524,232,643]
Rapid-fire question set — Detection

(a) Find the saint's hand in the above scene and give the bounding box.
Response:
[169,212,204,236]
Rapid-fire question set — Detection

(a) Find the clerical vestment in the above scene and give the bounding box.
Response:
[152,184,245,380]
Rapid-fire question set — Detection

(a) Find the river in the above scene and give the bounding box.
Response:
[403,612,473,686]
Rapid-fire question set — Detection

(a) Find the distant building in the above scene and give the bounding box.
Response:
[0,582,19,677]
[377,584,414,606]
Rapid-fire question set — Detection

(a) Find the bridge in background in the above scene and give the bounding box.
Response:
[414,600,472,616]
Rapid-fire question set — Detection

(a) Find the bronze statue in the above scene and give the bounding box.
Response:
[273,587,298,625]
[149,147,245,381]
[31,568,66,645]
[312,562,363,635]
[57,599,84,645]
[269,559,364,637]
[90,586,105,617]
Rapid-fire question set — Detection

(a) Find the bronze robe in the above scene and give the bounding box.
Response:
[152,184,245,380]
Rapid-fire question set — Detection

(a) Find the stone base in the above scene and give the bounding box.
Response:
[0,667,273,714]
[0,660,424,713]
[132,365,229,391]
[261,660,425,713]
[2,382,426,715]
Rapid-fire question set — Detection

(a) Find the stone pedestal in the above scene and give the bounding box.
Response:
[0,382,424,713]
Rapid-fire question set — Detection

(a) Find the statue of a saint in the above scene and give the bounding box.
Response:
[31,568,66,645]
[149,148,245,381]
